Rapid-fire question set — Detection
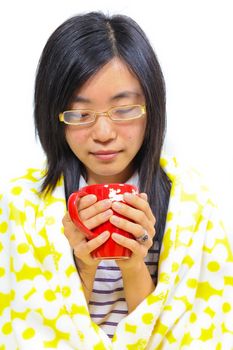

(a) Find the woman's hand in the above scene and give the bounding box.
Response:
[63,194,112,270]
[109,192,156,311]
[63,194,113,302]
[110,192,156,270]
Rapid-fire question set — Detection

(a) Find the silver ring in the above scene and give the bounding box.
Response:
[136,230,149,244]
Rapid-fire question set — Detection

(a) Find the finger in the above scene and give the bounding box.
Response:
[123,193,156,225]
[63,212,86,246]
[63,212,79,233]
[74,231,110,257]
[109,215,154,244]
[139,192,148,201]
[77,194,97,210]
[79,198,112,221]
[62,211,73,225]
[111,233,150,257]
[111,200,152,228]
[84,209,113,230]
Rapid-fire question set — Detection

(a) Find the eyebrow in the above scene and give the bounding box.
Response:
[110,91,142,101]
[71,91,142,103]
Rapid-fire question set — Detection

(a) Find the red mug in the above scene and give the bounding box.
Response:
[68,183,138,259]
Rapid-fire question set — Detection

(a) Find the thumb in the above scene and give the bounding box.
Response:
[139,192,148,201]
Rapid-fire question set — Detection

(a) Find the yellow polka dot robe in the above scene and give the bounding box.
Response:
[0,154,233,349]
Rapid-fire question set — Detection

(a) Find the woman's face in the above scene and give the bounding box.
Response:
[65,58,147,184]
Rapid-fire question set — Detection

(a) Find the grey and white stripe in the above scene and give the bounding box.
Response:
[89,240,159,339]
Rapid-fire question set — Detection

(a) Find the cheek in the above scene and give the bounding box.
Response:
[124,122,146,144]
[65,128,87,147]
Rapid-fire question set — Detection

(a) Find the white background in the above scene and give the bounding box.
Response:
[0,0,232,247]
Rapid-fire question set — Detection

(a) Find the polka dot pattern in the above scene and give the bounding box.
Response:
[0,154,233,349]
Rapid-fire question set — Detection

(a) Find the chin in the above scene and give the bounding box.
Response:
[88,166,133,184]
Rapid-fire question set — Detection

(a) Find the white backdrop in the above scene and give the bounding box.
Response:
[0,0,232,247]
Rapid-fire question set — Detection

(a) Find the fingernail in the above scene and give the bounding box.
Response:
[111,233,122,241]
[140,193,148,201]
[101,231,110,239]
[87,194,97,202]
[103,209,113,218]
[102,199,112,208]
[112,201,121,209]
[110,215,120,224]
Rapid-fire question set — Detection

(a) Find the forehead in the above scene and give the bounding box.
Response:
[74,58,144,100]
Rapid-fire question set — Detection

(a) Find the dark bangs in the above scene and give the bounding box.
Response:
[34,13,117,193]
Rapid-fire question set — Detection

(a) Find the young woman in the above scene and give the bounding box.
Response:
[0,12,232,349]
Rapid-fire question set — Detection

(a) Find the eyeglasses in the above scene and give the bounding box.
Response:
[59,104,146,126]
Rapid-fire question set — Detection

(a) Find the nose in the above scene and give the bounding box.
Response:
[92,114,117,143]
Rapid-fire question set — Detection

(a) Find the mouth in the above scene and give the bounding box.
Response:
[90,150,122,161]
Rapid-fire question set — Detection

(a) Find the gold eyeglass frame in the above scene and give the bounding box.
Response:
[59,104,146,126]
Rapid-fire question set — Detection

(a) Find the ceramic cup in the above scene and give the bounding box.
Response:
[68,183,138,259]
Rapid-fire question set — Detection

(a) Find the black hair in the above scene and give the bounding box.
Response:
[34,11,171,246]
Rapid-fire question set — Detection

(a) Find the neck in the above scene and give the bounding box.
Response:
[87,168,134,185]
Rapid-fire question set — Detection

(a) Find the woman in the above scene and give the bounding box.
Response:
[0,12,232,349]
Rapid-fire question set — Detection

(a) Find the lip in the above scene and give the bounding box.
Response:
[90,150,121,161]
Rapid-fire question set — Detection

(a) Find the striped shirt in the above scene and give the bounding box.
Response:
[89,242,159,339]
[79,174,159,339]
